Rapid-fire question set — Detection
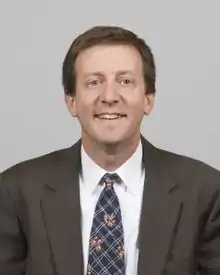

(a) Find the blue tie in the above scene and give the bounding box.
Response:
[87,173,125,275]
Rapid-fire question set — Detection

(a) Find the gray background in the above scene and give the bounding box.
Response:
[0,1,219,172]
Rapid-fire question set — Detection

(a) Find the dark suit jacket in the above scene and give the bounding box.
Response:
[0,137,220,275]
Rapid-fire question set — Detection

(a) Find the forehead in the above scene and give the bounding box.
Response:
[75,44,143,75]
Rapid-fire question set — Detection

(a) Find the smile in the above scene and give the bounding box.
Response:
[95,114,126,120]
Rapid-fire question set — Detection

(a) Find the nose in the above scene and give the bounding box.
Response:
[100,83,119,104]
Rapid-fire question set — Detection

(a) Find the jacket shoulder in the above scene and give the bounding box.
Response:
[155,146,220,190]
[0,140,81,188]
[1,147,68,176]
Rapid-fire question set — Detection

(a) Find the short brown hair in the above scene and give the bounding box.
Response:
[62,25,156,95]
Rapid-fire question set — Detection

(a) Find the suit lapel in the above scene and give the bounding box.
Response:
[39,136,183,275]
[138,137,183,275]
[41,140,84,275]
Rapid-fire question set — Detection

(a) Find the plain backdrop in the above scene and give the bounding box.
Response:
[0,1,219,172]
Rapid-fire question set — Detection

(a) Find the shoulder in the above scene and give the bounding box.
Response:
[154,146,220,197]
[1,147,68,178]
[159,147,220,180]
[0,139,81,189]
[142,137,220,193]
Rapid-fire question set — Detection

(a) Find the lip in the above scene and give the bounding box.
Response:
[94,114,127,122]
[94,113,127,117]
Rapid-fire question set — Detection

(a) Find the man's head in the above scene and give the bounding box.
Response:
[62,25,156,149]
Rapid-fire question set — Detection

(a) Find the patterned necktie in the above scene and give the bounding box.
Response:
[87,173,125,275]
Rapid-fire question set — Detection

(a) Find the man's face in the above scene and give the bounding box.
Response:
[65,44,154,147]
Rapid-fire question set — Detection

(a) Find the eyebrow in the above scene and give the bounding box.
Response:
[83,70,136,78]
[116,70,135,76]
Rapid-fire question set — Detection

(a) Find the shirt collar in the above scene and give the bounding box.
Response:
[80,140,144,196]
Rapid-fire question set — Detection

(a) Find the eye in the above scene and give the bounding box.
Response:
[120,79,133,85]
[87,79,101,87]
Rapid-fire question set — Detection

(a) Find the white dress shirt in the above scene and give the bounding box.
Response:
[79,140,145,275]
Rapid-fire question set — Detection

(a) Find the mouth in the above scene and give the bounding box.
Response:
[94,113,127,120]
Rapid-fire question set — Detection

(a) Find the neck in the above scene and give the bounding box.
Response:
[82,134,141,171]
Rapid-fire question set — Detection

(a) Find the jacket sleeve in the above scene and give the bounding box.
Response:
[198,188,220,274]
[0,173,27,275]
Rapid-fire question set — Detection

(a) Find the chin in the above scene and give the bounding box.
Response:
[100,139,121,145]
[97,136,124,146]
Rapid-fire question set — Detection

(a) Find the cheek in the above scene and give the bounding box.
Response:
[75,99,94,123]
[75,96,90,112]
[75,90,98,109]
[129,98,146,113]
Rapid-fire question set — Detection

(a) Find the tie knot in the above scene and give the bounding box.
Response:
[102,173,121,187]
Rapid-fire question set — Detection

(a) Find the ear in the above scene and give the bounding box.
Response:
[64,94,77,117]
[144,93,155,115]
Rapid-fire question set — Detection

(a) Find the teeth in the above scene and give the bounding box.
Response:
[97,114,122,120]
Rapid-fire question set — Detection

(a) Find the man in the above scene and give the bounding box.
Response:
[0,25,220,275]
